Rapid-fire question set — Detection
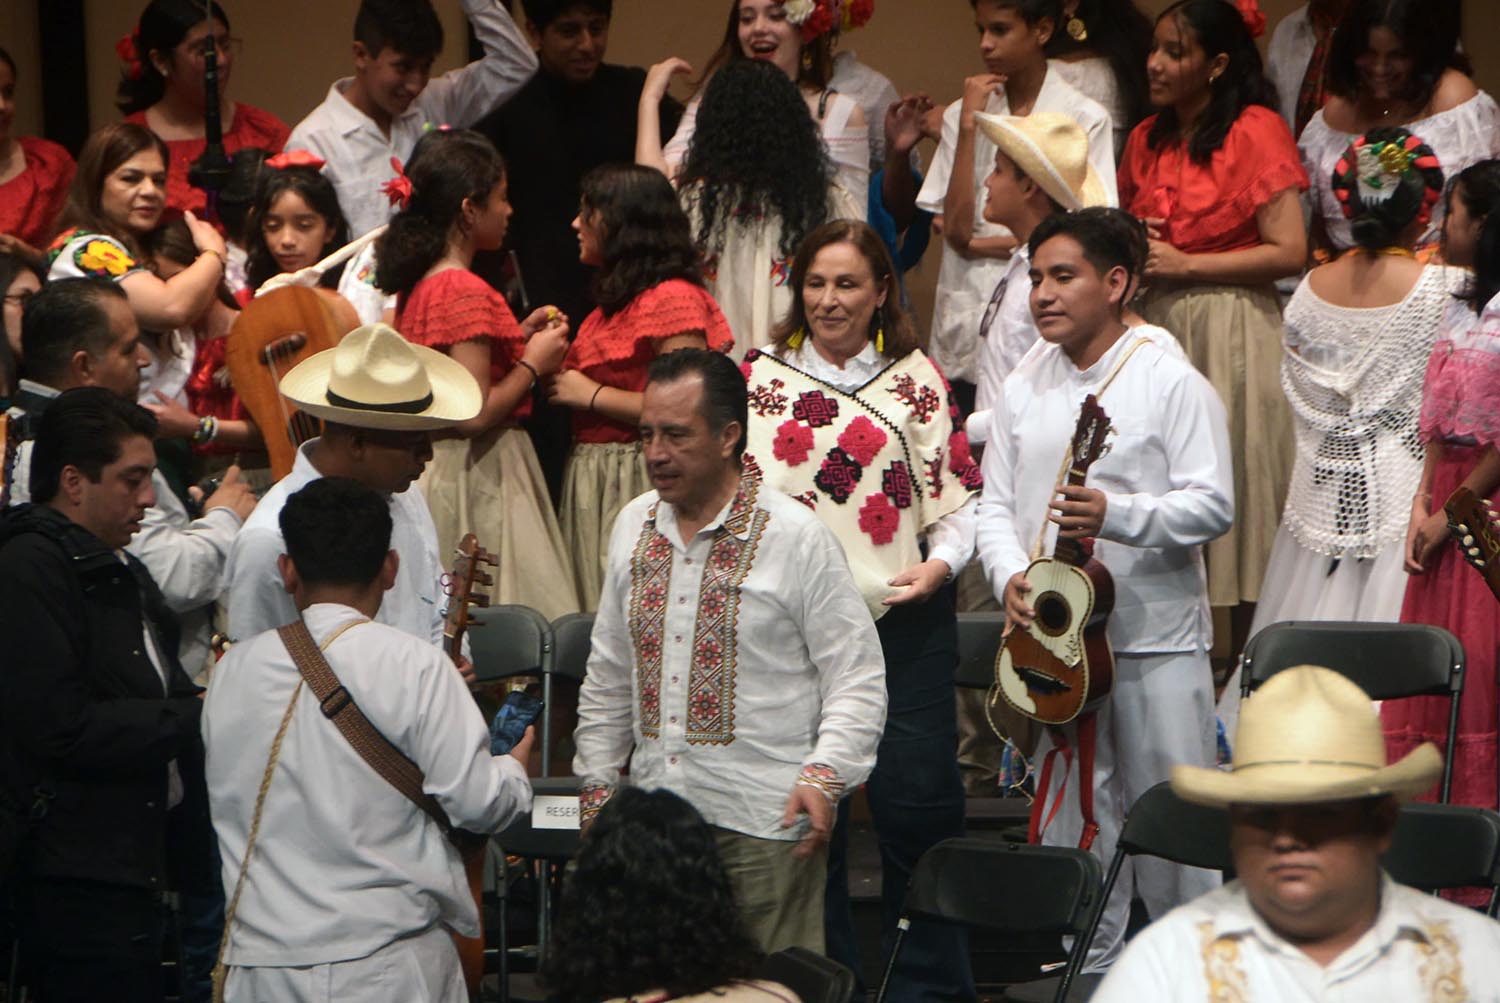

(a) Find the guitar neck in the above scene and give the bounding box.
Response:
[1054,468,1090,566]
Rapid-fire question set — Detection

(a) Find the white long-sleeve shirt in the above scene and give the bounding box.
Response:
[224,441,447,646]
[974,244,1036,415]
[287,0,537,238]
[573,478,887,840]
[204,603,531,967]
[976,325,1233,654]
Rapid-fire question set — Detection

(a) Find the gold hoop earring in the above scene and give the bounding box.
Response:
[1066,16,1087,42]
[801,49,813,72]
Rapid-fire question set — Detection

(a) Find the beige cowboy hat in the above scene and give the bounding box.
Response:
[278,323,482,431]
[975,111,1109,212]
[1172,665,1442,808]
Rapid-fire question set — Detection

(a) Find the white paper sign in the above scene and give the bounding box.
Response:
[531,795,581,830]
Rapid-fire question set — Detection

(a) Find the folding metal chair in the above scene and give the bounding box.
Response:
[1383,802,1500,914]
[1239,622,1463,801]
[955,611,1006,690]
[875,838,1103,1003]
[757,947,857,1003]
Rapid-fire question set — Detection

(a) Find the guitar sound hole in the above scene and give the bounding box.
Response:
[1035,592,1070,637]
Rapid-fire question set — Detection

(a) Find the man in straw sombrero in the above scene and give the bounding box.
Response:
[1094,665,1500,1000]
[223,323,482,647]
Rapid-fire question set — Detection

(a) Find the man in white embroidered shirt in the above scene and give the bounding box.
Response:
[204,477,534,1001]
[573,349,887,955]
[1094,665,1500,1001]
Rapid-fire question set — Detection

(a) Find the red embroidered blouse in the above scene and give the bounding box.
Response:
[566,279,733,444]
[396,268,532,421]
[0,137,75,248]
[125,103,290,220]
[1118,105,1309,255]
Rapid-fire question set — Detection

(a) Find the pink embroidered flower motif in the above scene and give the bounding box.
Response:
[882,461,914,509]
[639,581,668,613]
[838,416,887,466]
[699,587,728,620]
[749,377,789,417]
[640,680,660,718]
[793,390,840,428]
[690,687,722,726]
[858,493,900,545]
[772,419,814,465]
[815,448,863,503]
[890,373,941,424]
[645,537,673,564]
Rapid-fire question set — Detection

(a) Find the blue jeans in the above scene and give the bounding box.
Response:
[824,588,975,1003]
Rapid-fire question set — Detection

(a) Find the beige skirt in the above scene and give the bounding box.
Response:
[1140,282,1292,607]
[420,427,580,621]
[560,440,652,612]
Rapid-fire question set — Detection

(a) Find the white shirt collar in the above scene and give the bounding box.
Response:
[649,476,759,547]
[1211,875,1438,965]
[321,77,426,139]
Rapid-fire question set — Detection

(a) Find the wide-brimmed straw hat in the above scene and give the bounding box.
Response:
[279,323,482,431]
[975,111,1109,212]
[1172,665,1442,808]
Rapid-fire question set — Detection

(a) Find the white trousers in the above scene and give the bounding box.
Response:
[1032,650,1221,972]
[224,925,465,1002]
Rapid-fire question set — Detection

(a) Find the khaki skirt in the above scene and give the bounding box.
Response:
[420,426,580,621]
[1140,281,1293,607]
[560,440,652,612]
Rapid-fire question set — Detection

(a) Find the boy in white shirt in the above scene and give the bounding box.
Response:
[916,0,1116,402]
[288,0,536,237]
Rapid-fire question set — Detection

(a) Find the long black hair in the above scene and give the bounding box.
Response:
[1147,0,1276,164]
[1046,0,1155,136]
[680,58,832,260]
[1326,0,1467,110]
[116,0,231,115]
[1468,211,1500,316]
[580,164,704,316]
[540,788,762,1003]
[245,164,350,292]
[374,129,505,297]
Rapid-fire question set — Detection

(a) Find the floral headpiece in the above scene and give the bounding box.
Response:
[265,150,326,172]
[1233,0,1266,40]
[1332,131,1443,224]
[116,27,146,81]
[780,0,874,44]
[381,156,414,210]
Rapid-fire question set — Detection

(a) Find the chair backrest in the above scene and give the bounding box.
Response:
[756,947,856,1003]
[1383,802,1500,902]
[1118,782,1234,872]
[468,603,553,683]
[954,611,1005,690]
[902,838,1102,935]
[1240,621,1462,701]
[551,612,595,684]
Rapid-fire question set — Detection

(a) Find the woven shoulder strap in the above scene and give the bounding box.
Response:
[277,619,451,835]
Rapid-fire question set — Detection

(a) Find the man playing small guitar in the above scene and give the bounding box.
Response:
[976,209,1234,974]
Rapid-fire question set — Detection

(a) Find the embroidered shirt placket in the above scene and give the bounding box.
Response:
[659,524,710,776]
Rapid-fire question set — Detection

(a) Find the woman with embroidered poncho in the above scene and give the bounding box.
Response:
[741,220,979,1001]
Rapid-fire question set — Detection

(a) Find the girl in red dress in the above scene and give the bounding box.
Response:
[377,128,579,618]
[548,164,733,610]
[118,0,289,221]
[0,47,76,268]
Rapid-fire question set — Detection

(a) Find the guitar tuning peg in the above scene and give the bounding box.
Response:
[1476,559,1488,568]
[469,593,491,609]
[1463,535,1476,547]
[481,552,498,567]
[1457,523,1470,534]
[475,571,493,587]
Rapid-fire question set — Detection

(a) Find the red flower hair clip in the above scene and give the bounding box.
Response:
[1234,0,1267,39]
[116,29,145,81]
[264,149,327,172]
[381,156,414,210]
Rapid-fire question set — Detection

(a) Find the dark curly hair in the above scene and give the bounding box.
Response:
[1147,0,1276,165]
[580,164,704,315]
[700,0,834,92]
[116,0,231,115]
[680,59,832,260]
[770,219,921,360]
[1329,127,1444,251]
[540,788,762,1003]
[375,129,505,297]
[1326,0,1468,110]
[245,164,350,292]
[1045,0,1154,138]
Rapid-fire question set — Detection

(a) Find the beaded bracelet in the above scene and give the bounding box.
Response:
[192,414,219,445]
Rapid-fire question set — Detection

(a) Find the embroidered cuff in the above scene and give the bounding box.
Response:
[578,782,614,825]
[796,763,846,805]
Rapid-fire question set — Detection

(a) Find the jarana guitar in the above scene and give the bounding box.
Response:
[443,534,498,1000]
[1444,486,1500,603]
[993,394,1116,725]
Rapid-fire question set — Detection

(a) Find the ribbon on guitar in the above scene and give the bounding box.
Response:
[1027,713,1100,852]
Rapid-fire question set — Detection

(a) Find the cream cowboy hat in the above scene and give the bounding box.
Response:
[975,111,1109,212]
[278,323,482,431]
[1172,665,1442,808]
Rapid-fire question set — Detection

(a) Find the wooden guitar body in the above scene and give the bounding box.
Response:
[1444,486,1500,603]
[225,286,357,480]
[996,555,1116,725]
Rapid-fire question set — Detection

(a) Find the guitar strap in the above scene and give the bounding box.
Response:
[1027,714,1100,851]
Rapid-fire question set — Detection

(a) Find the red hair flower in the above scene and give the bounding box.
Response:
[1234,0,1266,39]
[381,156,413,210]
[265,149,327,172]
[116,30,145,81]
[801,2,838,42]
[843,0,875,31]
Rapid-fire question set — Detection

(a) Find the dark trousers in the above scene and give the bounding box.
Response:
[824,588,976,1003]
[24,878,169,1002]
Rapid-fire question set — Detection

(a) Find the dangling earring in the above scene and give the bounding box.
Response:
[788,327,806,349]
[1066,16,1087,41]
[802,49,813,72]
[875,324,885,355]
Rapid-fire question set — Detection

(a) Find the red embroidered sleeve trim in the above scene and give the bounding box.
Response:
[571,280,734,369]
[398,272,524,349]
